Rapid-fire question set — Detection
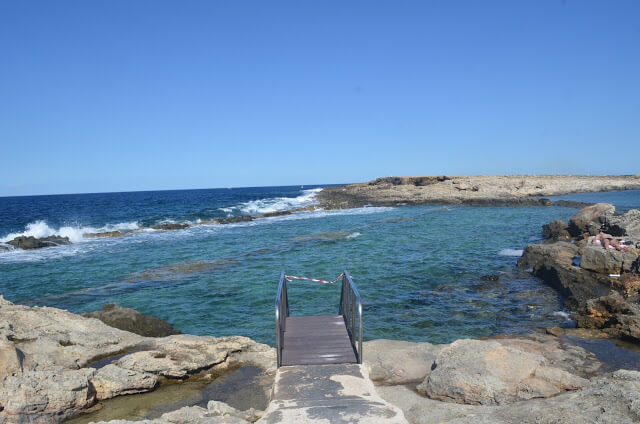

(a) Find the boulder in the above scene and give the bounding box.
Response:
[604,209,640,240]
[6,235,71,250]
[364,339,442,385]
[83,303,181,337]
[150,223,189,230]
[568,203,615,236]
[580,245,639,274]
[541,219,571,240]
[0,368,96,424]
[90,364,157,400]
[418,338,591,405]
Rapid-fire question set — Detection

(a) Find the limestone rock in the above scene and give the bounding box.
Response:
[0,296,145,370]
[83,303,180,337]
[580,244,639,274]
[91,364,158,400]
[418,338,590,405]
[604,209,640,240]
[150,223,190,230]
[364,339,442,385]
[115,335,272,379]
[568,203,615,236]
[0,338,23,381]
[84,231,125,238]
[6,235,71,250]
[0,368,96,423]
[376,369,640,424]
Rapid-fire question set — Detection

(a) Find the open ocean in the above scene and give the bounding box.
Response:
[1,186,639,345]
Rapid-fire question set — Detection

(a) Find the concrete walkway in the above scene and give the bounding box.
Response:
[257,364,408,424]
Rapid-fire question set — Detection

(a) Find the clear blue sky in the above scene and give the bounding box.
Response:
[1,1,638,196]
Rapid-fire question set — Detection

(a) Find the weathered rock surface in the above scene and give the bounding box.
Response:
[83,303,181,337]
[0,297,276,423]
[604,208,640,240]
[580,244,639,274]
[364,339,442,385]
[376,369,640,424]
[541,219,571,241]
[91,364,158,400]
[418,336,595,405]
[318,175,640,208]
[567,202,616,236]
[6,235,71,250]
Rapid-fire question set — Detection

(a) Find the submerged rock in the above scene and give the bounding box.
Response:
[6,235,71,250]
[150,223,190,230]
[84,231,125,238]
[83,303,181,337]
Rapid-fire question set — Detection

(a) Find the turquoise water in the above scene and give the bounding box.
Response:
[1,188,639,345]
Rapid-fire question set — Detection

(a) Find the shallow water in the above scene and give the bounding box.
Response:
[1,187,639,346]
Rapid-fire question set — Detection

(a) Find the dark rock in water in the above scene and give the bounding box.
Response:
[259,210,293,218]
[538,198,552,206]
[480,274,500,282]
[542,220,571,241]
[6,235,71,250]
[150,223,189,231]
[568,203,615,236]
[83,303,180,337]
[215,216,255,225]
[84,231,125,238]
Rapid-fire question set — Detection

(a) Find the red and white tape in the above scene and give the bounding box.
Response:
[284,272,344,285]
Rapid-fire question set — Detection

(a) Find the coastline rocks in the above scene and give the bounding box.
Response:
[83,303,180,337]
[364,339,442,385]
[0,338,23,381]
[418,337,592,405]
[6,235,71,250]
[150,223,190,231]
[84,231,125,238]
[604,209,640,240]
[567,202,615,236]
[318,175,640,209]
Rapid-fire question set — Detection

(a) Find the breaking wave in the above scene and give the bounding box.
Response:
[231,188,322,215]
[0,220,140,243]
[498,248,524,257]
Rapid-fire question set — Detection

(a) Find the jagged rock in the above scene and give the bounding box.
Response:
[83,303,180,337]
[6,235,71,250]
[575,291,640,341]
[568,203,615,236]
[418,338,592,405]
[542,219,571,240]
[376,369,640,424]
[580,245,639,274]
[604,209,640,240]
[84,231,125,238]
[0,368,96,424]
[150,223,190,230]
[90,364,157,400]
[364,339,442,385]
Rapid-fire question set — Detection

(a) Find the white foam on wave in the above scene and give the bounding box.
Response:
[234,188,323,215]
[0,220,140,244]
[498,248,524,257]
[552,311,571,320]
[346,232,361,239]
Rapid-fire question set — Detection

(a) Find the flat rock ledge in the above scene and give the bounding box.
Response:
[318,175,640,208]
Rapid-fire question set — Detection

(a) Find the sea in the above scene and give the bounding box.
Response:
[1,186,639,346]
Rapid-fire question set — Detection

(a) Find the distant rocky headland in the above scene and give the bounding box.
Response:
[318,175,640,208]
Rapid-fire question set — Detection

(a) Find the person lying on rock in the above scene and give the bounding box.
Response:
[592,231,628,251]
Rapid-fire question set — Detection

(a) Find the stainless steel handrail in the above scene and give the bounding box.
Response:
[275,271,289,367]
[339,270,363,364]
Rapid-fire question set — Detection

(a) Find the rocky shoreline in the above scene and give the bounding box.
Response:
[317,175,640,208]
[3,296,640,423]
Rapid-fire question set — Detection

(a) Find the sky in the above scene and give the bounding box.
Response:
[0,1,639,196]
